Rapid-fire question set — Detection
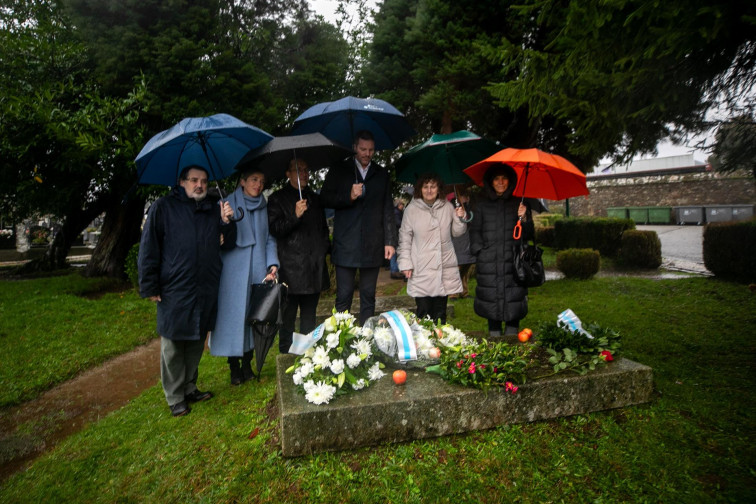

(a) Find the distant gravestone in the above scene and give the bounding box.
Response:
[15,222,30,254]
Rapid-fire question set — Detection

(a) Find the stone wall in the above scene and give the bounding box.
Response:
[546,168,755,217]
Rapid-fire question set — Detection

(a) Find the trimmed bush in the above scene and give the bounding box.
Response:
[619,230,662,269]
[703,219,756,283]
[535,226,555,247]
[556,248,600,279]
[533,213,563,228]
[125,242,140,289]
[554,218,635,257]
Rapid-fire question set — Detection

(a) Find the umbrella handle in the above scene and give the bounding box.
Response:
[513,219,523,240]
[228,207,245,222]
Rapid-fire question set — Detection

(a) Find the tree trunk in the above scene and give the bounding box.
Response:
[441,109,453,135]
[83,192,146,278]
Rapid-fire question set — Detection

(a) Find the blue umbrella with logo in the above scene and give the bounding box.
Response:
[135,113,273,186]
[291,96,415,151]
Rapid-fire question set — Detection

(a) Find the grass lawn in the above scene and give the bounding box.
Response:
[1,273,755,502]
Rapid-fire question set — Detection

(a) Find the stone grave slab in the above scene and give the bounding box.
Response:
[276,354,653,457]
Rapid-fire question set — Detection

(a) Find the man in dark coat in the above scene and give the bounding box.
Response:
[469,164,534,339]
[138,166,236,417]
[268,159,331,353]
[320,130,397,324]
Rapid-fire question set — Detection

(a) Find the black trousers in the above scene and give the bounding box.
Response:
[335,266,380,324]
[415,296,448,324]
[279,292,320,353]
[488,319,521,335]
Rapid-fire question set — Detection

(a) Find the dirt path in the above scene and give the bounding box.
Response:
[0,339,161,481]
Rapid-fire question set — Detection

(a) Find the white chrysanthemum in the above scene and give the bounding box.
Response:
[374,327,394,347]
[312,346,331,368]
[439,326,470,347]
[329,359,345,375]
[334,311,355,325]
[368,362,385,381]
[303,380,316,393]
[292,372,303,385]
[346,353,362,369]
[351,338,372,358]
[305,381,336,405]
[414,331,434,355]
[303,347,316,359]
[359,326,374,338]
[298,361,314,378]
[352,378,367,390]
[326,331,340,349]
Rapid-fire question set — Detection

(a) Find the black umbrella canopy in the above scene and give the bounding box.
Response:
[235,132,353,184]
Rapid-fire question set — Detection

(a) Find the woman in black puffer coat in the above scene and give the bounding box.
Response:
[469,164,535,338]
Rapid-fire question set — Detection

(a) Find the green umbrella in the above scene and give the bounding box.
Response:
[395,130,501,185]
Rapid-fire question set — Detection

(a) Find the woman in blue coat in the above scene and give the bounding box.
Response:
[210,168,279,384]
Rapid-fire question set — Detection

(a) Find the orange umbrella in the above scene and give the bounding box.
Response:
[463,147,589,201]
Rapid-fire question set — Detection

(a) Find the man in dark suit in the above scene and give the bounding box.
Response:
[320,130,397,324]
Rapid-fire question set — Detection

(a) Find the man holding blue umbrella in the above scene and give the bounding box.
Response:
[139,166,236,417]
[320,130,397,324]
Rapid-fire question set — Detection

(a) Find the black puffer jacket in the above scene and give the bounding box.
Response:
[138,186,236,340]
[267,183,330,295]
[469,166,534,323]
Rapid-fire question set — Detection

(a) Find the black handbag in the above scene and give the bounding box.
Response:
[246,280,288,326]
[513,239,546,287]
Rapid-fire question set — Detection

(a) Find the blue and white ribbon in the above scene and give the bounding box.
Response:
[383,310,417,361]
[557,308,593,339]
[288,323,326,355]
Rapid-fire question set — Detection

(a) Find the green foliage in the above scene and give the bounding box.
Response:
[703,219,756,283]
[483,0,756,167]
[619,230,662,269]
[708,114,756,178]
[427,339,533,390]
[539,321,621,375]
[554,217,635,256]
[535,225,555,247]
[533,212,563,228]
[124,243,140,289]
[556,248,600,279]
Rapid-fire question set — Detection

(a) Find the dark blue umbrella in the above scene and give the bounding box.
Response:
[135,113,273,186]
[291,96,415,150]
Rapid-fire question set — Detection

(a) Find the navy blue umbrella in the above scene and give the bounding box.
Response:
[291,96,415,151]
[135,113,273,186]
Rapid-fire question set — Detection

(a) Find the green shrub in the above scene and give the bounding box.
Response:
[619,230,662,269]
[125,242,140,289]
[554,218,635,257]
[703,219,756,283]
[556,248,600,279]
[533,213,563,228]
[535,226,555,247]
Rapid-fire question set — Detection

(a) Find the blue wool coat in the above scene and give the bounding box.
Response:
[210,187,279,357]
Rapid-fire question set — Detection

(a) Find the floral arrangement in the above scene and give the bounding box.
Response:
[536,321,622,375]
[426,339,533,392]
[367,310,473,366]
[286,311,386,405]
[0,229,13,238]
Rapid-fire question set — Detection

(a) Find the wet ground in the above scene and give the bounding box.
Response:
[0,227,709,480]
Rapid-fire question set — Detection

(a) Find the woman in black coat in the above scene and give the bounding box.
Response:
[268,159,331,353]
[469,164,534,338]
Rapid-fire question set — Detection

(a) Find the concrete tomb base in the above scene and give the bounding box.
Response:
[276,354,653,457]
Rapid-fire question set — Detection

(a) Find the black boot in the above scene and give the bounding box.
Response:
[228,357,242,386]
[241,350,256,382]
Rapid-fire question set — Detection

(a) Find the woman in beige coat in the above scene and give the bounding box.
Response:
[397,173,467,323]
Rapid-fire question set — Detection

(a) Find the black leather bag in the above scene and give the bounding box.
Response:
[513,240,545,287]
[246,280,288,325]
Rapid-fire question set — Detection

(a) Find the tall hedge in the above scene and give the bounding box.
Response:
[554,218,635,257]
[703,220,756,283]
